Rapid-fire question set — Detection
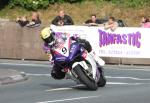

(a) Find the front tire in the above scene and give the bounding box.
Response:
[73,65,98,90]
[97,67,106,87]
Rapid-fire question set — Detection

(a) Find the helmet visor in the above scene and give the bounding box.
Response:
[44,34,55,44]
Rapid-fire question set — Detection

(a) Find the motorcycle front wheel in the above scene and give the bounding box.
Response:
[97,67,106,87]
[73,64,98,91]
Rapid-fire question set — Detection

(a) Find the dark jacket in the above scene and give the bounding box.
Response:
[17,20,29,27]
[85,19,103,24]
[51,15,74,26]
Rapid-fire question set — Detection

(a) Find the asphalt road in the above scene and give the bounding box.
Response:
[0,60,150,103]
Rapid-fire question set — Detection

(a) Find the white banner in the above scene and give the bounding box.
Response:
[51,25,150,58]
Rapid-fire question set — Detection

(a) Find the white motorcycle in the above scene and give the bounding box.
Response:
[49,32,106,90]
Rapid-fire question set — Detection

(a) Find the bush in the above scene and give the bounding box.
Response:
[9,0,50,10]
[7,0,150,10]
[9,0,83,10]
[65,0,83,3]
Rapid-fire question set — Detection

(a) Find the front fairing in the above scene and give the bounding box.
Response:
[53,42,82,65]
[51,32,83,67]
[53,52,68,62]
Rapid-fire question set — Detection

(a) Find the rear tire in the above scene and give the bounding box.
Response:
[73,65,98,90]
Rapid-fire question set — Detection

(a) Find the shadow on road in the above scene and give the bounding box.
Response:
[41,83,93,91]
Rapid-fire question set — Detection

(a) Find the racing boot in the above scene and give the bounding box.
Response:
[51,65,66,80]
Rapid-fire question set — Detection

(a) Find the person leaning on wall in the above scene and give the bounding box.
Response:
[84,14,103,26]
[140,16,150,28]
[140,16,148,26]
[26,12,42,28]
[51,10,74,26]
[16,16,29,27]
[104,16,118,31]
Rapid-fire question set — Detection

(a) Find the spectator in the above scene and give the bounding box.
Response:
[104,17,118,31]
[84,14,103,26]
[16,16,29,27]
[117,19,127,27]
[140,16,150,28]
[26,12,41,27]
[51,10,74,26]
[140,16,148,26]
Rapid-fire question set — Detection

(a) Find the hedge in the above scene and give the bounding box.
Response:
[1,0,150,10]
[8,0,84,10]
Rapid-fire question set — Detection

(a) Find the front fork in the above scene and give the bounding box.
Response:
[89,50,105,66]
[85,53,98,80]
[85,50,105,82]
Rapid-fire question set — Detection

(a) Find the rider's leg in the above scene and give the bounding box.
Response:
[78,39,92,52]
[51,65,66,79]
[80,39,105,66]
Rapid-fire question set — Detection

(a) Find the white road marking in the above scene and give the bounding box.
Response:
[27,73,150,92]
[107,82,145,85]
[37,95,101,103]
[27,73,150,81]
[106,67,150,71]
[46,84,83,92]
[46,87,73,91]
[45,82,147,92]
[0,62,150,71]
[27,73,51,77]
[0,62,51,67]
[106,76,150,81]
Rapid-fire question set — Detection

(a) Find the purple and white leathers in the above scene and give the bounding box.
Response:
[42,26,106,90]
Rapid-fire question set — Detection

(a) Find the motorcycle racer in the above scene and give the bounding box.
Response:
[40,27,105,79]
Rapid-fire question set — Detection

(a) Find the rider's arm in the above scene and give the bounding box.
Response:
[43,43,53,61]
[43,43,51,54]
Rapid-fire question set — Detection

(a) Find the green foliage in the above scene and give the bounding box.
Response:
[8,0,84,10]
[108,0,150,8]
[126,0,150,8]
[49,0,84,3]
[9,0,49,10]
[2,0,150,10]
[65,0,83,3]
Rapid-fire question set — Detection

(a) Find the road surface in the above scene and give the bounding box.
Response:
[0,60,150,103]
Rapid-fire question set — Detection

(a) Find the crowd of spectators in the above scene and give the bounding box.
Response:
[50,10,120,31]
[50,11,129,29]
[16,10,150,29]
